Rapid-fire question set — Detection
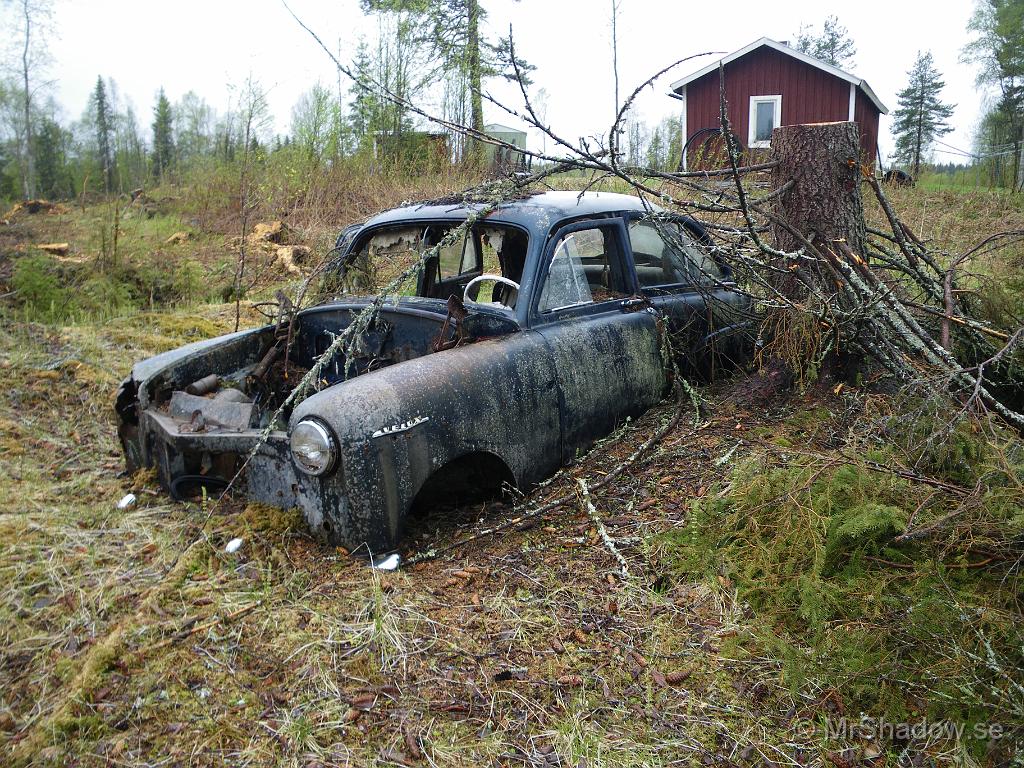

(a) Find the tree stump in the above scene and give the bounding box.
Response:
[770,121,866,258]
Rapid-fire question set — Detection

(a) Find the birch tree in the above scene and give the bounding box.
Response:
[4,0,53,199]
[360,0,533,162]
[963,0,1024,190]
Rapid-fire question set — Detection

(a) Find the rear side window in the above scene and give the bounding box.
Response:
[628,220,722,289]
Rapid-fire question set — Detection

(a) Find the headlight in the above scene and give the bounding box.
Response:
[290,419,338,476]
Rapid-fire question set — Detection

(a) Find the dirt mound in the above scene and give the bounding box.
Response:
[249,220,289,245]
[274,245,310,275]
[2,199,68,223]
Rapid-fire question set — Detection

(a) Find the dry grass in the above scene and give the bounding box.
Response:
[1,183,1021,766]
[0,306,823,765]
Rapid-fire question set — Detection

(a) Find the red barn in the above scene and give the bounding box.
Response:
[669,37,887,170]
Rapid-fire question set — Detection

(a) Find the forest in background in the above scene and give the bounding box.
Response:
[1,0,1021,209]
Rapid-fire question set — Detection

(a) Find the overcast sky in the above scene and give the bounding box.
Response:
[6,0,988,165]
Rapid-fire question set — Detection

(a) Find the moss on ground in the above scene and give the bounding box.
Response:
[655,403,1024,760]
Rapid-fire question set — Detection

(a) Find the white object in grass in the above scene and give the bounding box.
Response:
[371,552,401,571]
[116,493,136,510]
[225,537,244,554]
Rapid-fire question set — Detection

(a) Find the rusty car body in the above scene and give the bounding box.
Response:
[115,192,746,554]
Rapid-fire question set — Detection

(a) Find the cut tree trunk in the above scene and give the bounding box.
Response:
[770,121,866,258]
[769,121,870,380]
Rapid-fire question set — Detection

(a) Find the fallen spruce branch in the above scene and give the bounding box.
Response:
[150,601,263,652]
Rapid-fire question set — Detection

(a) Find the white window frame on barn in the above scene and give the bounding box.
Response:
[748,95,782,148]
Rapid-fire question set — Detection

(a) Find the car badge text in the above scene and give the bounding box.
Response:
[372,415,430,438]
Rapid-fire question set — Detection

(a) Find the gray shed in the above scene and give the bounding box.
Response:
[483,123,530,171]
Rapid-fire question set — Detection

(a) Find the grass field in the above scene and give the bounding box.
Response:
[1,181,1023,766]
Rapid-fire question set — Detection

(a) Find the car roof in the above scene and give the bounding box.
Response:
[361,191,662,232]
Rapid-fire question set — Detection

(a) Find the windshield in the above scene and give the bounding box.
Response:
[322,222,529,306]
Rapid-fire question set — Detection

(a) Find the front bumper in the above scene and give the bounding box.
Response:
[124,406,335,532]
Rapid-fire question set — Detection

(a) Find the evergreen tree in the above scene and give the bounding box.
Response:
[646,127,664,170]
[662,115,683,172]
[91,76,114,193]
[346,40,378,151]
[152,87,174,180]
[891,51,955,177]
[344,18,425,159]
[794,16,857,68]
[360,0,533,162]
[33,116,66,198]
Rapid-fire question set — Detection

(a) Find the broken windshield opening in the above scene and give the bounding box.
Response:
[323,222,529,308]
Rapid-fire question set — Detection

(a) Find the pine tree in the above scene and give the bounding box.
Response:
[794,16,857,68]
[891,51,955,177]
[152,87,174,180]
[91,76,114,194]
[33,117,66,199]
[346,40,378,151]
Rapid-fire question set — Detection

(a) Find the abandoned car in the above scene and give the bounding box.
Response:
[115,191,746,554]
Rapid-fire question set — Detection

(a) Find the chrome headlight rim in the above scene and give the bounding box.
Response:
[290,418,338,477]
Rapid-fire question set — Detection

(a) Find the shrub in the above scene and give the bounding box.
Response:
[172,260,207,305]
[12,254,69,322]
[77,275,136,319]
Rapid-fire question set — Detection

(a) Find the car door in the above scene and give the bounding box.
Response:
[625,215,748,374]
[530,217,667,461]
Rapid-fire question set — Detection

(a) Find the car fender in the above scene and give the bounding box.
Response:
[289,330,561,550]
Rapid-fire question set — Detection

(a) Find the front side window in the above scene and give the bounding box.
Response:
[628,219,723,290]
[748,95,782,148]
[538,225,630,313]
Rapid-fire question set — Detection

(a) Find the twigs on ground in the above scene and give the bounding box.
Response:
[406,415,712,565]
[578,478,630,578]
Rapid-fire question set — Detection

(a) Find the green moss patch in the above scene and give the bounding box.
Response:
[656,428,1024,758]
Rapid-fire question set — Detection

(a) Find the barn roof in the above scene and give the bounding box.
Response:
[669,37,888,115]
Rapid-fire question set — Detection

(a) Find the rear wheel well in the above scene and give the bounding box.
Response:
[411,451,516,512]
